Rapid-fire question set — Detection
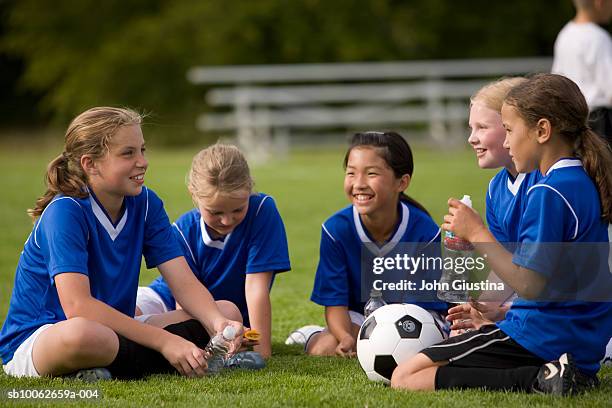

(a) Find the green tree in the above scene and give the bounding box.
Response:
[1,0,584,138]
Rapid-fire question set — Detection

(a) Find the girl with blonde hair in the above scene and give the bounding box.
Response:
[137,143,291,361]
[0,107,242,380]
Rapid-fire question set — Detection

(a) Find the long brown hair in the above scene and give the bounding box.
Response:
[504,74,612,222]
[28,107,142,220]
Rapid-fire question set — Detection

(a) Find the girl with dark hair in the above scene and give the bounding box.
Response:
[286,131,447,357]
[392,74,612,395]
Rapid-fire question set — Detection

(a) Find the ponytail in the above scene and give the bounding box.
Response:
[575,129,612,222]
[28,152,89,220]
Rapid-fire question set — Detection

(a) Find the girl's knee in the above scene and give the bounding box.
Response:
[390,353,440,390]
[216,300,242,323]
[305,332,336,356]
[390,361,415,389]
[60,318,116,353]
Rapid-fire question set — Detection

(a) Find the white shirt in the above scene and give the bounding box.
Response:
[552,22,612,109]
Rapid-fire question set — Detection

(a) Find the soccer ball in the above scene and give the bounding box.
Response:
[357,304,446,384]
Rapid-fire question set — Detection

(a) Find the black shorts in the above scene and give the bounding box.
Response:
[421,324,546,369]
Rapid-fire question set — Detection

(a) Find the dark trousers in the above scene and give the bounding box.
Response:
[589,107,612,148]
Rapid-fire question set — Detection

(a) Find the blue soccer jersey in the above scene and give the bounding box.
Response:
[0,187,183,364]
[486,170,540,242]
[310,200,446,315]
[497,159,612,375]
[148,193,290,327]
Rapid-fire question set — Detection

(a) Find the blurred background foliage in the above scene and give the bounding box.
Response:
[2,0,607,144]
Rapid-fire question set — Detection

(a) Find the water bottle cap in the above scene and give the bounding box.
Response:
[222,325,237,340]
[460,195,472,208]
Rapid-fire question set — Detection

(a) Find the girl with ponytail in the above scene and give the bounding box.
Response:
[392,74,612,395]
[1,107,243,380]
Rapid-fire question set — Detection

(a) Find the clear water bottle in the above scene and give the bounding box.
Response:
[364,289,387,318]
[205,325,236,375]
[438,195,474,304]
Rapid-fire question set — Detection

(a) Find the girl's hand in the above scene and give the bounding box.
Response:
[468,298,509,322]
[160,333,208,377]
[446,299,506,332]
[442,198,488,242]
[335,334,356,358]
[212,318,244,354]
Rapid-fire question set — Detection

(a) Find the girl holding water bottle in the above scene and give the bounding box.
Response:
[447,77,542,334]
[392,74,612,395]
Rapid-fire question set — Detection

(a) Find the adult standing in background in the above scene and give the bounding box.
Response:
[552,0,612,146]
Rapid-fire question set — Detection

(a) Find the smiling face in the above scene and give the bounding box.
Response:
[468,102,513,171]
[343,147,407,217]
[501,103,541,174]
[88,124,148,202]
[197,189,250,237]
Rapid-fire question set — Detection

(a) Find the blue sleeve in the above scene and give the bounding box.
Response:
[412,209,441,247]
[423,221,441,245]
[172,222,200,274]
[513,186,573,277]
[310,225,349,307]
[142,188,184,268]
[147,211,203,310]
[486,187,506,242]
[246,196,291,274]
[38,199,89,282]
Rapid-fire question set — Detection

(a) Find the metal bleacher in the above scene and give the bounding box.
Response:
[187,58,552,161]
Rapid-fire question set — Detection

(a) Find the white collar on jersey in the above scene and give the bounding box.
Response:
[200,216,231,250]
[506,172,526,196]
[89,195,128,241]
[545,158,583,176]
[353,202,409,257]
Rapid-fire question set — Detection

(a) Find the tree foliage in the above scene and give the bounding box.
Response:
[1,0,583,131]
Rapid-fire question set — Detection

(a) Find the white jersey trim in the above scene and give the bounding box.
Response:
[322,223,336,242]
[89,195,128,241]
[34,197,83,248]
[527,184,579,240]
[506,173,526,196]
[144,186,149,222]
[173,223,196,264]
[200,216,231,250]
[545,158,582,176]
[256,195,270,217]
[353,202,409,257]
[427,228,441,245]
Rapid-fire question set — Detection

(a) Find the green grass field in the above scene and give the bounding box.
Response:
[0,141,609,407]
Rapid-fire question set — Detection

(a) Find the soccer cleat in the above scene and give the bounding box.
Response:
[532,353,577,396]
[285,325,324,346]
[74,367,112,383]
[224,351,266,370]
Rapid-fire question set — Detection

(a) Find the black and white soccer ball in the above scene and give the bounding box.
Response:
[356,303,446,384]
